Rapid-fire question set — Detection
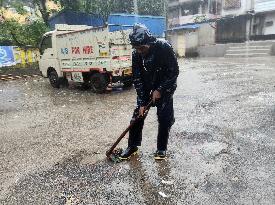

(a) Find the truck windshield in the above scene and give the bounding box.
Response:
[40,35,52,55]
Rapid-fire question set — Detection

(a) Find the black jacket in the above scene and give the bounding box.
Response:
[132,39,179,106]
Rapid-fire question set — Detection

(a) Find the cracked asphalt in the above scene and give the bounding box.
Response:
[0,57,274,204]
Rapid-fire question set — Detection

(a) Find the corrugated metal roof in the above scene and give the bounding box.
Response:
[167,24,199,31]
[109,13,165,19]
[255,0,275,13]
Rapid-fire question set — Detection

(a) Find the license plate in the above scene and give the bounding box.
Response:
[72,72,83,82]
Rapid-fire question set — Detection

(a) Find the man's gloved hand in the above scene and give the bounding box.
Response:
[139,106,145,117]
[139,90,161,117]
[152,90,161,104]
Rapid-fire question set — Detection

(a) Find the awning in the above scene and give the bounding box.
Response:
[255,0,275,13]
[167,24,199,31]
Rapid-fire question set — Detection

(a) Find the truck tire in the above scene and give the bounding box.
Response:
[61,78,69,87]
[90,73,109,93]
[123,80,133,88]
[48,70,61,88]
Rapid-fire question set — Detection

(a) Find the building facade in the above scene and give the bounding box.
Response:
[168,0,221,28]
[167,0,275,56]
[167,0,221,57]
[251,0,275,40]
[216,0,275,42]
[215,0,254,43]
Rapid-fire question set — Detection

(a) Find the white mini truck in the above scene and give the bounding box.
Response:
[39,24,133,93]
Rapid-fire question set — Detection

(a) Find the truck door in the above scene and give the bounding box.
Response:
[39,35,58,77]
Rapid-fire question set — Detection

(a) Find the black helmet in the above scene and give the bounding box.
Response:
[129,23,156,46]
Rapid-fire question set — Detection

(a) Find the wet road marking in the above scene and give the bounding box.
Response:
[0,74,41,81]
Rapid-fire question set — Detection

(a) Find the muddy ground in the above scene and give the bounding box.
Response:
[0,57,274,205]
[0,64,40,76]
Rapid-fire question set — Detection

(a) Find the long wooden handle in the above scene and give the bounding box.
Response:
[106,100,153,157]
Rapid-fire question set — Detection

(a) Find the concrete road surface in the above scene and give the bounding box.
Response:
[0,57,274,204]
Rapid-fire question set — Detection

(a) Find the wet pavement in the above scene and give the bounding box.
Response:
[0,57,275,204]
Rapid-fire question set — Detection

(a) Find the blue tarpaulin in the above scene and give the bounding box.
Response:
[49,11,104,30]
[108,14,166,37]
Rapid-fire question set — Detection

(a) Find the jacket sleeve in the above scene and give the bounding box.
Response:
[156,43,179,94]
[132,51,147,107]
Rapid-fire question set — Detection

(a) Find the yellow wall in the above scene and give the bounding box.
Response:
[13,47,40,67]
[177,35,186,57]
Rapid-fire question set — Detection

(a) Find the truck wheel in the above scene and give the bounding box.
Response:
[123,80,133,88]
[90,73,109,93]
[61,78,69,87]
[49,70,61,88]
[81,82,91,90]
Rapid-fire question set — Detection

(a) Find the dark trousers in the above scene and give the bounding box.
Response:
[128,95,175,150]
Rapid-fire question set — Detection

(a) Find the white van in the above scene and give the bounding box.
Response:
[39,24,132,93]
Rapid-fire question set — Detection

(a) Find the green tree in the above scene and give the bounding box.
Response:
[53,0,164,21]
[85,0,164,19]
[24,20,49,46]
[55,0,81,11]
[11,2,28,15]
[137,0,165,16]
[112,0,134,14]
[83,0,92,13]
[0,19,49,47]
[0,0,50,47]
[51,0,133,21]
[87,0,134,21]
[32,0,50,26]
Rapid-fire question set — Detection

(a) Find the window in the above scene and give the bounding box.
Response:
[223,0,241,10]
[40,35,52,55]
[169,0,178,2]
[168,8,179,19]
[265,21,273,27]
[209,0,222,15]
[181,3,200,16]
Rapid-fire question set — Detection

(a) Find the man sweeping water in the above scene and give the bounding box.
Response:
[119,24,179,160]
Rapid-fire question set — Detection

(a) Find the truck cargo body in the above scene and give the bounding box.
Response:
[39,25,132,93]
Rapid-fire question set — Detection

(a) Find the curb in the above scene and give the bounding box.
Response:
[0,74,41,81]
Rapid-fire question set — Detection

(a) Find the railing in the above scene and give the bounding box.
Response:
[168,14,220,27]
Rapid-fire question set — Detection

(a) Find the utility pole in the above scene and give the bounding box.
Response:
[134,0,138,14]
[208,0,211,14]
[164,0,168,38]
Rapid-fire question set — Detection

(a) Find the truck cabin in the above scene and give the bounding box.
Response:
[39,34,53,55]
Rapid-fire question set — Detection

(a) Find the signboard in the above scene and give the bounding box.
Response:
[0,46,16,67]
[255,0,275,13]
[0,46,39,68]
